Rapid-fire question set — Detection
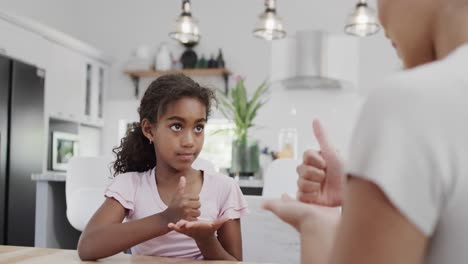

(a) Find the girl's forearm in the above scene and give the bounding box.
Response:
[78,213,170,261]
[195,235,238,261]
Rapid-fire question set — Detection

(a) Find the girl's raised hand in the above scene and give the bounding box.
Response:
[168,218,229,241]
[162,176,201,224]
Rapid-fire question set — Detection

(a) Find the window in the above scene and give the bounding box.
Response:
[198,119,235,170]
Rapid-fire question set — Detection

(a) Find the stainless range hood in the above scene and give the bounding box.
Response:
[270,30,359,90]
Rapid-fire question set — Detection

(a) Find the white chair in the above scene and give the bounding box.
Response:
[262,158,301,198]
[192,157,217,173]
[65,156,113,231]
[242,195,300,263]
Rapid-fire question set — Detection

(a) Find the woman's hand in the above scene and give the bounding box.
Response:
[263,194,340,264]
[161,176,201,224]
[168,218,229,242]
[263,194,340,233]
[297,119,345,207]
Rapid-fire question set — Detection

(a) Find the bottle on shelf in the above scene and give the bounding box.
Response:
[196,54,208,68]
[216,48,225,69]
[207,54,217,68]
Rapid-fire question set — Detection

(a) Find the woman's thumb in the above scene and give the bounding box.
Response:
[313,119,332,152]
[262,199,281,214]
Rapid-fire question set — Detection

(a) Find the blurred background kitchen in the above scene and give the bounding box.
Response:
[0,0,401,262]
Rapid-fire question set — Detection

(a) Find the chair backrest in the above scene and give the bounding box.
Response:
[262,158,301,198]
[65,156,113,231]
[191,157,217,173]
[242,195,300,263]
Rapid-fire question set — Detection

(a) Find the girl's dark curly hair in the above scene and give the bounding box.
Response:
[112,74,216,176]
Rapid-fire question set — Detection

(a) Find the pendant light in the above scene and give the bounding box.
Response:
[169,0,201,45]
[253,0,286,40]
[344,0,380,37]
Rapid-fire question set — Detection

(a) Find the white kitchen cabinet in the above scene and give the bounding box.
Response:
[82,60,107,127]
[1,13,109,128]
[46,42,86,122]
[1,10,110,160]
[0,18,48,68]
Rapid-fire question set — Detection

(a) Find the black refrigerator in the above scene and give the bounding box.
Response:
[0,54,45,246]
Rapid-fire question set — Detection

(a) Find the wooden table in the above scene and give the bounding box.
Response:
[0,246,259,264]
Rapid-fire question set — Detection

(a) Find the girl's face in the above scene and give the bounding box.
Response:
[377,0,437,68]
[151,97,207,172]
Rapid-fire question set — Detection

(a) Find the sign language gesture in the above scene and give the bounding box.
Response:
[262,194,340,264]
[162,176,201,224]
[297,119,345,206]
[263,194,340,232]
[168,218,229,241]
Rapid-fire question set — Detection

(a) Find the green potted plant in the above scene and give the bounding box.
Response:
[217,77,269,177]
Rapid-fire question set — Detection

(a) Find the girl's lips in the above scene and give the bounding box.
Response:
[177,153,195,161]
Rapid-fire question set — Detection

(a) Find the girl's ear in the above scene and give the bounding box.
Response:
[141,118,155,142]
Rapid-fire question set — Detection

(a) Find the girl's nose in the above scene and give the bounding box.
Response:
[181,131,195,147]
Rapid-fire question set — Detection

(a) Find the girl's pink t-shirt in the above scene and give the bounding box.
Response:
[104,168,249,259]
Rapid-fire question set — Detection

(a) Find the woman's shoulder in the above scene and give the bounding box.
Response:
[374,56,460,105]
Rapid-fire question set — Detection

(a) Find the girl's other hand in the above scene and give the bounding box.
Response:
[168,218,229,241]
[162,176,201,224]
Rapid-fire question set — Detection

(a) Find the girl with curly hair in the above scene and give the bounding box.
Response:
[78,74,247,261]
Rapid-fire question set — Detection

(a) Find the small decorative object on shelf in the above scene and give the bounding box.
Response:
[125,45,152,71]
[171,52,183,69]
[180,45,198,69]
[196,54,208,68]
[125,45,231,97]
[155,42,172,71]
[207,54,217,68]
[124,68,231,98]
[216,48,225,68]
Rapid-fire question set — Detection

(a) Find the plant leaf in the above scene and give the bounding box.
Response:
[216,78,269,139]
[249,80,269,109]
[245,100,266,126]
[210,128,234,136]
[237,80,248,121]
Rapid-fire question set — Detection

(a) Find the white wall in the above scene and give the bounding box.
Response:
[102,100,139,157]
[0,0,400,96]
[0,0,401,159]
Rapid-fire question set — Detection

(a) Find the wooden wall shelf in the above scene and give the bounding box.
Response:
[124,68,231,98]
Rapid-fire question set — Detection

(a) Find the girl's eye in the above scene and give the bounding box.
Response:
[194,125,204,133]
[170,124,182,132]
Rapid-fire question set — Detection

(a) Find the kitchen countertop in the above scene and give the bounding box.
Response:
[31,171,66,182]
